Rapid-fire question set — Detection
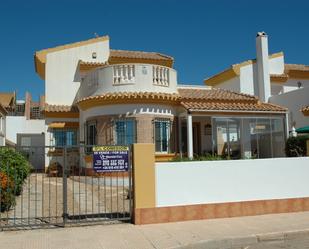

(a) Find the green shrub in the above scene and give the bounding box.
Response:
[0,148,32,195]
[170,154,225,162]
[285,136,309,157]
[0,171,15,212]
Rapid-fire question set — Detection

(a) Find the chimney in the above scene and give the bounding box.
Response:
[25,92,31,120]
[256,31,271,102]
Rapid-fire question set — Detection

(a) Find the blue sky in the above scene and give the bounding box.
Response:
[0,0,309,101]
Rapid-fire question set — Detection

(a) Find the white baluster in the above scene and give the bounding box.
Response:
[128,65,132,81]
[160,67,163,85]
[156,66,159,84]
[113,66,118,84]
[163,68,167,85]
[153,66,155,83]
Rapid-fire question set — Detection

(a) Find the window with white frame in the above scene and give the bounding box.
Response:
[114,119,136,145]
[154,119,171,153]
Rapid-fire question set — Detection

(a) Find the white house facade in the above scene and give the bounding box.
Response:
[204,32,309,132]
[34,36,288,172]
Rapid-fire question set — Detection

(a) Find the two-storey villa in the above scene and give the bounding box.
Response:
[34,35,287,172]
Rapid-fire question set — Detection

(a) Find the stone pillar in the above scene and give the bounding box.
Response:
[187,114,193,159]
[133,143,156,224]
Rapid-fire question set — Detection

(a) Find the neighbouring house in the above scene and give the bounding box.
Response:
[33,35,287,172]
[0,91,45,168]
[298,106,309,134]
[1,92,45,145]
[0,103,7,146]
[204,31,309,132]
[0,92,16,114]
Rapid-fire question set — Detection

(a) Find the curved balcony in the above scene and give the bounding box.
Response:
[77,63,178,101]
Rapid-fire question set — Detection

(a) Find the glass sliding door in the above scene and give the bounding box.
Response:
[271,118,285,157]
[212,118,228,157]
[227,119,241,159]
[256,118,272,158]
[212,118,241,159]
[213,116,286,160]
[241,118,258,159]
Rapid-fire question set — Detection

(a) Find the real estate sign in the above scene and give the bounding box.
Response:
[93,146,129,172]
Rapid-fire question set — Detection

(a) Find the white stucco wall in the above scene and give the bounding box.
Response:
[0,114,5,146]
[239,64,255,95]
[77,64,178,100]
[269,87,309,129]
[215,76,241,92]
[216,54,285,100]
[155,157,309,207]
[6,116,45,144]
[45,39,109,105]
[269,56,285,75]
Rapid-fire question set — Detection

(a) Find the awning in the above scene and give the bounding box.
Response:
[48,122,79,129]
[296,126,309,134]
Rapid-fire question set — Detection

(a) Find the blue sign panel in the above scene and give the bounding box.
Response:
[93,146,129,172]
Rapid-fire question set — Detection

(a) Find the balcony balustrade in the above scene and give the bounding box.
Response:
[77,63,177,101]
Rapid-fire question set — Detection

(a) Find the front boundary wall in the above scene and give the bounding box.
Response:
[132,144,309,225]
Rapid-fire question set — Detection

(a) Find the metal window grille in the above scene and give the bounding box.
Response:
[86,121,97,146]
[53,129,78,147]
[114,119,136,145]
[30,106,41,119]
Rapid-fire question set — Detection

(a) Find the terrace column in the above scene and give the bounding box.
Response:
[178,116,183,158]
[187,113,193,159]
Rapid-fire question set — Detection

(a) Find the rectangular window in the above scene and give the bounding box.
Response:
[53,129,77,147]
[86,121,97,145]
[114,119,136,145]
[154,119,170,153]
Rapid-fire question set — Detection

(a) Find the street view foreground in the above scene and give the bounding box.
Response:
[1,211,309,249]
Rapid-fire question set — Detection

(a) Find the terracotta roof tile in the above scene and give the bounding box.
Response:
[77,88,286,113]
[181,101,286,113]
[301,106,309,112]
[285,64,309,72]
[0,103,7,115]
[109,49,173,61]
[79,61,107,66]
[78,92,180,103]
[44,104,79,113]
[301,106,309,116]
[178,87,257,102]
[178,87,287,113]
[0,92,15,107]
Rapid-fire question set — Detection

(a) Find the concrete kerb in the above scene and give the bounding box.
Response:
[172,229,309,249]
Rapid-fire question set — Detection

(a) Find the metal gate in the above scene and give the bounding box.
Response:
[0,145,132,230]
